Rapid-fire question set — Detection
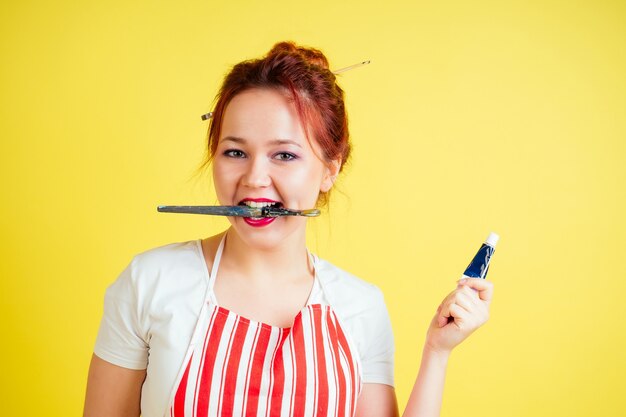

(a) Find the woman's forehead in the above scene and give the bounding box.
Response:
[220,89,309,146]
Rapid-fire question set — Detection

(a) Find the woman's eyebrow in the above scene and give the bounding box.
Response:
[269,139,302,148]
[221,136,246,144]
[221,136,302,148]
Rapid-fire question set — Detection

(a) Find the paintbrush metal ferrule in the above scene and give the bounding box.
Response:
[261,207,321,217]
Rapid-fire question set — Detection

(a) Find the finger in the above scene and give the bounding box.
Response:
[458,284,481,302]
[437,301,454,327]
[448,303,471,329]
[437,304,449,327]
[451,301,486,329]
[452,291,475,313]
[435,303,447,328]
[458,278,494,303]
[437,283,484,328]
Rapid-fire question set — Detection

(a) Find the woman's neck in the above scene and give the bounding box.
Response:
[219,227,313,284]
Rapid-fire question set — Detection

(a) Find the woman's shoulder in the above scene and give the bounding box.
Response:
[113,239,206,292]
[132,239,201,265]
[315,257,381,293]
[131,232,224,269]
[314,257,386,312]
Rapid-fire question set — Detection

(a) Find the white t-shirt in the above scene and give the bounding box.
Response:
[94,240,394,417]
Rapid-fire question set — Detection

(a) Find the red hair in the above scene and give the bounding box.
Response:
[201,41,351,204]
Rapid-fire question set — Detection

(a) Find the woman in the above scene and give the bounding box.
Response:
[84,41,493,417]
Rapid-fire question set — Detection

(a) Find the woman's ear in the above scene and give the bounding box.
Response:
[320,158,341,193]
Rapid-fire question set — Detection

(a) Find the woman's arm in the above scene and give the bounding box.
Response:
[83,354,146,417]
[356,278,492,417]
[355,383,400,417]
[353,353,448,417]
[402,278,494,417]
[402,346,449,417]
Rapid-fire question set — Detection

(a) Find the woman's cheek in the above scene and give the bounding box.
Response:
[212,163,235,200]
[293,171,325,207]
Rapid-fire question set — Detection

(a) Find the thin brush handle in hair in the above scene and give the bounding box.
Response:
[200,60,370,120]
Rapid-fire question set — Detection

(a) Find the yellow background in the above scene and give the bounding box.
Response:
[1,0,625,415]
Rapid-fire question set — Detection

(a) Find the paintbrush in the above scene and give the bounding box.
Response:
[157,205,320,218]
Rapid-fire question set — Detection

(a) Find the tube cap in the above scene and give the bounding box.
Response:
[485,232,500,247]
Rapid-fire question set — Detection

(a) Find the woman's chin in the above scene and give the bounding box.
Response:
[228,218,305,250]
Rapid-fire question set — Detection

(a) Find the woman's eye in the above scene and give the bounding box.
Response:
[224,149,246,158]
[274,152,297,161]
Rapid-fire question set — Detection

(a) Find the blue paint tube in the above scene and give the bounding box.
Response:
[462,232,500,279]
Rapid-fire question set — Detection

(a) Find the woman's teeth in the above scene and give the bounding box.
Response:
[241,201,280,219]
[241,201,279,208]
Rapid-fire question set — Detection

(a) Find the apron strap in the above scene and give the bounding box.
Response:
[207,233,227,304]
[304,250,329,306]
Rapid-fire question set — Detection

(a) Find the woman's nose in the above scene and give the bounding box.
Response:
[241,157,271,188]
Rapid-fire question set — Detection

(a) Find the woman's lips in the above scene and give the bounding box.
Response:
[237,198,282,227]
[243,216,276,227]
[234,197,283,227]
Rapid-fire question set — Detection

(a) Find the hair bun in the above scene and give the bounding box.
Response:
[267,41,330,70]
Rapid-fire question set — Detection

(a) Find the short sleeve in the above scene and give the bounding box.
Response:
[360,288,395,386]
[93,258,149,370]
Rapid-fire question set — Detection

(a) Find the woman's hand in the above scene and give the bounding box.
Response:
[425,278,494,354]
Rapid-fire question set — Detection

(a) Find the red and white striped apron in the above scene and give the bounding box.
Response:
[167,235,363,417]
